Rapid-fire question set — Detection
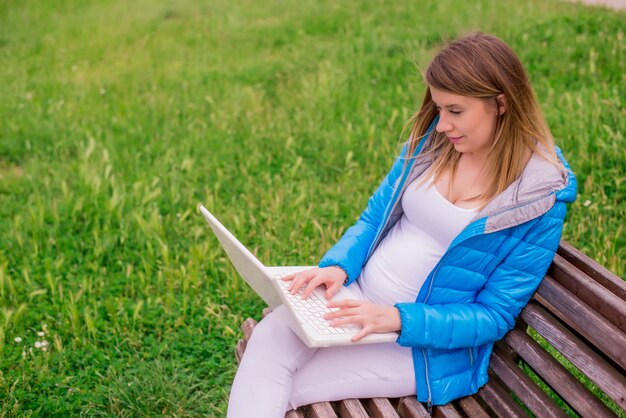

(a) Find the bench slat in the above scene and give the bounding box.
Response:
[235,339,246,364]
[241,317,258,340]
[310,402,338,418]
[557,242,626,301]
[536,276,626,370]
[362,398,400,418]
[505,328,616,418]
[490,342,567,417]
[286,410,305,418]
[455,395,491,418]
[398,397,430,418]
[478,376,528,418]
[338,399,369,418]
[551,254,626,331]
[522,302,626,409]
[432,403,463,418]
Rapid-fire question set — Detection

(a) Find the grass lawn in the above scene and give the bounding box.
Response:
[0,0,624,415]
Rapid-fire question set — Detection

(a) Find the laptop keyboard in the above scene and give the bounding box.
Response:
[276,275,361,335]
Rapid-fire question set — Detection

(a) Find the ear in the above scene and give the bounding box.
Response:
[496,94,507,115]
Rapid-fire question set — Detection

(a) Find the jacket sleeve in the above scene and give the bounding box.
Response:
[318,143,409,284]
[394,203,566,349]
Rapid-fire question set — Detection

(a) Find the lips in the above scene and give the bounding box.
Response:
[448,136,463,144]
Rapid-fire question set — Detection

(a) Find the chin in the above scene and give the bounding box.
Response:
[452,143,466,152]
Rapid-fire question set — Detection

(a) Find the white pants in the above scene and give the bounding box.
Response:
[227,304,416,417]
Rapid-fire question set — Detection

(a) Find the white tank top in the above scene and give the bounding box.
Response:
[357,174,478,306]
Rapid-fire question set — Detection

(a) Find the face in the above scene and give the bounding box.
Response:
[430,86,501,161]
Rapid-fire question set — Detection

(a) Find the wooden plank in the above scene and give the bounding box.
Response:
[362,398,399,418]
[235,339,246,363]
[521,302,626,409]
[309,402,338,418]
[490,343,567,418]
[285,409,305,418]
[550,254,626,331]
[505,328,616,418]
[535,275,626,370]
[454,396,490,418]
[240,317,257,341]
[432,403,462,418]
[557,241,626,301]
[477,377,527,418]
[398,397,430,418]
[338,399,368,418]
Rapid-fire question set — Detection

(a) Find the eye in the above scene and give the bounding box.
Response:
[449,109,462,115]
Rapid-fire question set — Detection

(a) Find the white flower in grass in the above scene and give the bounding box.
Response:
[14,337,22,343]
[583,200,592,207]
[34,340,49,349]
[37,331,45,337]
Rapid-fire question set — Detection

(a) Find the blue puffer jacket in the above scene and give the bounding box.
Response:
[318,130,577,407]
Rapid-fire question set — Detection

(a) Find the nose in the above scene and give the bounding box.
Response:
[436,115,452,133]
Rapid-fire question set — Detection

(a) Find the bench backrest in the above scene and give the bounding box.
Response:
[467,241,626,418]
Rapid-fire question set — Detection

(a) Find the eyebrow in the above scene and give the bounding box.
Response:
[433,103,463,108]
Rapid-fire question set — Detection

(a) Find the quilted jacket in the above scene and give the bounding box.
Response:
[318,127,577,407]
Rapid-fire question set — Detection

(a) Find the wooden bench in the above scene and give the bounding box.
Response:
[234,241,626,417]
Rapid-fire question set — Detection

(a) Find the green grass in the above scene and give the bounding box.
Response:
[0,0,624,415]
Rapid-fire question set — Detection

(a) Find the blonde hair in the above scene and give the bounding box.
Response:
[406,32,559,204]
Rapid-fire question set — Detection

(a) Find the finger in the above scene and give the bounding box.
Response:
[302,276,326,299]
[329,315,362,327]
[352,326,373,343]
[323,308,358,321]
[325,281,343,300]
[281,273,296,281]
[327,299,362,309]
[289,274,311,294]
[284,267,318,282]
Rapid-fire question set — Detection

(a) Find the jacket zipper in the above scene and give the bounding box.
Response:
[422,348,433,415]
[420,252,448,413]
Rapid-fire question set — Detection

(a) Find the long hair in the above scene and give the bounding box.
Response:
[406,32,559,205]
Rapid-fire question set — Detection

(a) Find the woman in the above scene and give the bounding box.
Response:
[227,32,576,416]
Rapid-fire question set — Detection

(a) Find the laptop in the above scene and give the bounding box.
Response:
[199,205,398,347]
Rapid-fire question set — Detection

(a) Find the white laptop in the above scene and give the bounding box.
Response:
[199,205,398,347]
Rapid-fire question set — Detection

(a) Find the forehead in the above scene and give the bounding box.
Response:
[430,86,481,107]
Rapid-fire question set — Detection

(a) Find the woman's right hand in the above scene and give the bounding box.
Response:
[281,266,347,300]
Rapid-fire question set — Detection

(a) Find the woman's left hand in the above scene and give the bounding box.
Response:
[323,299,401,343]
